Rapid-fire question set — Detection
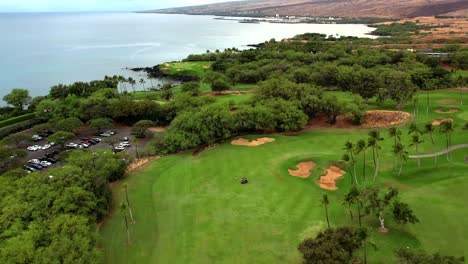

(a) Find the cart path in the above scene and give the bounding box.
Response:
[409,144,468,159]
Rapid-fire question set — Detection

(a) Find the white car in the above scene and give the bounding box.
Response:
[80,143,90,148]
[100,133,111,137]
[50,142,56,146]
[27,145,42,151]
[40,161,52,167]
[42,144,51,150]
[66,143,79,149]
[29,159,40,164]
[92,138,102,142]
[32,135,43,141]
[119,142,131,148]
[104,130,116,135]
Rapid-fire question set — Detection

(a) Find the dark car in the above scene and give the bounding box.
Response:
[24,165,36,172]
[44,158,57,164]
[30,164,44,170]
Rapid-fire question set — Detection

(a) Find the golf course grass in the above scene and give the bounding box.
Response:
[101,89,467,263]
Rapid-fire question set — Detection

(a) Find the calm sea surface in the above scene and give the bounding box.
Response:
[0,13,376,99]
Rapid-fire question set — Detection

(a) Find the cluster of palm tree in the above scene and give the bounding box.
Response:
[112,75,152,94]
[342,130,384,187]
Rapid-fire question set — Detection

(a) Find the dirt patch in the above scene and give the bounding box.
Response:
[306,111,412,130]
[435,108,460,114]
[289,162,316,178]
[317,166,346,191]
[126,157,158,173]
[362,111,413,129]
[432,118,454,126]
[436,99,457,105]
[148,127,167,133]
[202,65,210,69]
[231,137,275,147]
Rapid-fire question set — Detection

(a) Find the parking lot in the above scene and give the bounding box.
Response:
[21,126,153,173]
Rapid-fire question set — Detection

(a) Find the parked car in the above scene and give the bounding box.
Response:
[66,143,79,149]
[119,142,131,148]
[104,130,116,135]
[40,161,52,167]
[113,146,125,152]
[30,164,44,170]
[24,165,36,172]
[29,159,40,164]
[100,132,111,137]
[121,137,130,141]
[42,144,51,150]
[44,158,57,164]
[32,135,43,141]
[80,143,90,148]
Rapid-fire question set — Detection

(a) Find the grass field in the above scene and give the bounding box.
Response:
[101,90,467,263]
[161,61,213,77]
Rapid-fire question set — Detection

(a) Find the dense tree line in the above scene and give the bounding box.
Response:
[0,150,127,263]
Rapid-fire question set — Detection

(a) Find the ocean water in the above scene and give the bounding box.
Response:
[0,12,376,99]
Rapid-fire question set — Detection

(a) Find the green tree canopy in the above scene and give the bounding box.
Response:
[2,89,32,110]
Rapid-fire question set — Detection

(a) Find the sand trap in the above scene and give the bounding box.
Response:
[362,110,412,129]
[435,108,460,114]
[436,99,457,105]
[432,118,454,126]
[317,166,346,191]
[231,137,275,147]
[289,162,316,178]
[126,157,158,173]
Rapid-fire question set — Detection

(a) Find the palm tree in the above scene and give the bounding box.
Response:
[342,154,355,185]
[408,122,421,136]
[148,75,154,89]
[321,194,330,229]
[120,202,131,245]
[409,135,424,167]
[388,128,402,171]
[139,78,146,91]
[344,141,358,185]
[355,139,368,185]
[122,184,136,224]
[423,123,437,165]
[393,143,408,177]
[440,121,454,161]
[132,137,139,159]
[368,130,383,183]
[343,186,359,222]
[128,77,136,95]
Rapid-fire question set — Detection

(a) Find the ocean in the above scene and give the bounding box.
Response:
[0,12,376,99]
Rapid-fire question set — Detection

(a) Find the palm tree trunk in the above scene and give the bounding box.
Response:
[351,152,358,185]
[373,149,379,183]
[362,151,366,184]
[426,91,430,115]
[348,203,354,221]
[398,157,403,177]
[325,206,330,229]
[372,147,377,182]
[123,212,130,245]
[431,135,437,166]
[446,135,450,161]
[416,144,420,167]
[357,203,362,227]
[125,190,136,224]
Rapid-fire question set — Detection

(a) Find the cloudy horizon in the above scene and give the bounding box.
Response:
[0,0,233,12]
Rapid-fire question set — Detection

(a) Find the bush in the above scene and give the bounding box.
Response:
[0,118,44,139]
[0,113,36,129]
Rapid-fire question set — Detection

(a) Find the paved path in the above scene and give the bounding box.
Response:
[409,144,468,159]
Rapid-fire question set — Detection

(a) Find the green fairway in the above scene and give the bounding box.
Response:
[161,61,213,77]
[101,90,467,263]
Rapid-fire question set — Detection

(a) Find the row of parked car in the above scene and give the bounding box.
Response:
[66,137,102,149]
[27,142,55,151]
[24,150,60,173]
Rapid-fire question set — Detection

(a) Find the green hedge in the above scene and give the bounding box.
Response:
[0,118,45,139]
[0,113,36,129]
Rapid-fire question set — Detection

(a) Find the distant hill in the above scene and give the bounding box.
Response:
[143,0,468,18]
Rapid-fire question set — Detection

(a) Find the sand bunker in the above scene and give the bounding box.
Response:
[289,162,316,178]
[231,137,275,147]
[435,108,460,114]
[362,110,412,129]
[432,118,454,126]
[317,166,346,191]
[436,99,457,105]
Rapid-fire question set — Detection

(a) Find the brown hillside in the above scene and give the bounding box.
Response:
[147,0,468,18]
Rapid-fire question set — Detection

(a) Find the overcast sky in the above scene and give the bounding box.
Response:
[0,0,232,12]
